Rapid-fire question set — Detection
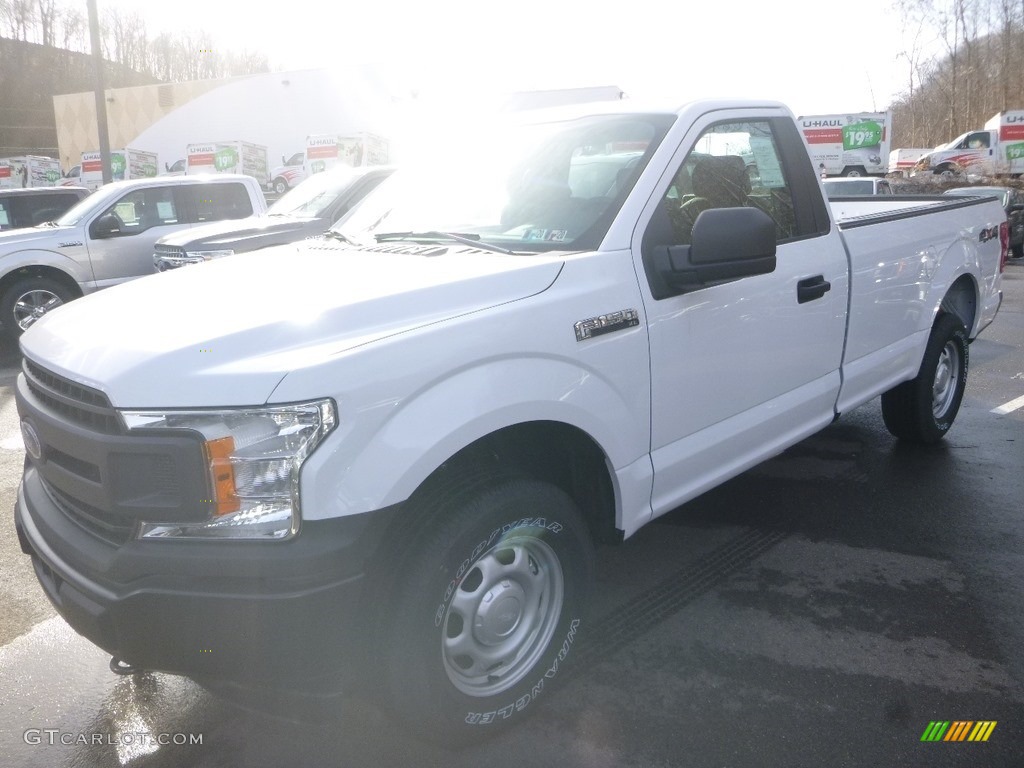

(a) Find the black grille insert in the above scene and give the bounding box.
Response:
[44,481,134,546]
[23,358,121,435]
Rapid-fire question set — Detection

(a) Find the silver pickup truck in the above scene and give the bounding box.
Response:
[0,174,267,336]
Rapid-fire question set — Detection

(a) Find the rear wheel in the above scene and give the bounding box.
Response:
[842,166,867,177]
[881,313,969,443]
[378,475,594,743]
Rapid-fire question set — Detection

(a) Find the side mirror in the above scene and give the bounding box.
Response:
[164,162,170,172]
[650,207,777,295]
[91,213,121,238]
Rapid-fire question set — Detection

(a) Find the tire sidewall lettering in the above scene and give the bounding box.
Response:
[462,617,581,725]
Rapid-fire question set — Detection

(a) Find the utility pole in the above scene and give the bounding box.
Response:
[87,0,112,185]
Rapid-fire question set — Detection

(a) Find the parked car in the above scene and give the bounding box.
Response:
[0,174,267,335]
[0,187,90,231]
[821,177,894,198]
[153,164,394,270]
[943,185,1024,258]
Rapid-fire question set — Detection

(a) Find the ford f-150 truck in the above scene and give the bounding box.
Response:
[0,174,267,336]
[13,99,1007,743]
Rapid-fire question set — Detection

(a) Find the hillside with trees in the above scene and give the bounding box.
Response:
[0,0,269,156]
[890,0,1024,147]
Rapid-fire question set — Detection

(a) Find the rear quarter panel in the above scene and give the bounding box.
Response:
[831,195,1004,413]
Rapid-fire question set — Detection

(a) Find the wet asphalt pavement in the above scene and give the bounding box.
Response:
[0,263,1022,768]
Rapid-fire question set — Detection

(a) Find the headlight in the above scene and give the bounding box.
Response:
[184,249,234,261]
[121,399,336,540]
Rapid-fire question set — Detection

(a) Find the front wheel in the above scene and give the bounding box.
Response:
[379,476,594,743]
[881,313,969,443]
[272,178,289,195]
[1,276,75,337]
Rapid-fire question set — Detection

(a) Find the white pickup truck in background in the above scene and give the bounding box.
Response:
[0,174,267,335]
[13,99,1006,743]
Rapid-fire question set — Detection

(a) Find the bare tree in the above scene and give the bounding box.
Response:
[3,0,36,41]
[57,4,85,52]
[35,0,56,46]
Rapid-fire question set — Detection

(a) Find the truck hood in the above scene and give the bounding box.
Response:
[157,215,326,253]
[21,242,564,408]
[0,224,69,248]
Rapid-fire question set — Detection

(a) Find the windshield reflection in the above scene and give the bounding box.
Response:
[333,113,673,253]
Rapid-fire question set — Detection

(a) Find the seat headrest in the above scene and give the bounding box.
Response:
[691,155,750,204]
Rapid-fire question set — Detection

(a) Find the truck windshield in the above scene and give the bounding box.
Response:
[53,182,130,226]
[333,112,673,253]
[268,167,361,218]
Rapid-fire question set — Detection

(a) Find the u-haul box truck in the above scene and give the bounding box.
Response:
[0,156,62,188]
[187,141,269,187]
[797,112,891,177]
[80,148,159,191]
[306,133,391,175]
[913,110,1024,177]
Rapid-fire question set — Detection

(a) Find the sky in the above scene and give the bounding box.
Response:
[106,0,926,119]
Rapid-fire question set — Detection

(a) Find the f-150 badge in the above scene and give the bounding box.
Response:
[574,309,640,342]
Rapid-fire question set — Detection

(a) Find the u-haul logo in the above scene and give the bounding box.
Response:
[802,119,843,128]
[307,137,335,147]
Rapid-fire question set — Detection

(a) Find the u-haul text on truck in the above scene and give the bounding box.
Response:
[797,112,891,177]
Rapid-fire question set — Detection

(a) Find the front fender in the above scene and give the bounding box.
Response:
[297,352,650,522]
[0,247,92,290]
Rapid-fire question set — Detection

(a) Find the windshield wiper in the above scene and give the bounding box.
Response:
[374,230,516,255]
[323,230,359,245]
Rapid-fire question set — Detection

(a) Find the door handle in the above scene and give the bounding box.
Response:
[797,275,831,304]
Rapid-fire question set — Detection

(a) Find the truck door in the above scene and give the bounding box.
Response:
[635,110,849,518]
[85,184,191,286]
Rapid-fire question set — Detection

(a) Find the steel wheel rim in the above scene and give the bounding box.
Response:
[14,289,63,330]
[441,535,564,697]
[932,340,960,418]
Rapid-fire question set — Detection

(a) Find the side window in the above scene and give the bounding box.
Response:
[92,186,179,238]
[661,120,796,246]
[0,200,11,230]
[29,193,82,226]
[186,183,254,223]
[964,132,990,149]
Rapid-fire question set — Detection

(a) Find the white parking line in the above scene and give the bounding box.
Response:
[991,394,1024,415]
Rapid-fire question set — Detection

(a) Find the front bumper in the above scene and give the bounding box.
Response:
[15,465,393,689]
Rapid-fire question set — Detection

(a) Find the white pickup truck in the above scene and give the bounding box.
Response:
[13,100,1006,742]
[0,174,266,336]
